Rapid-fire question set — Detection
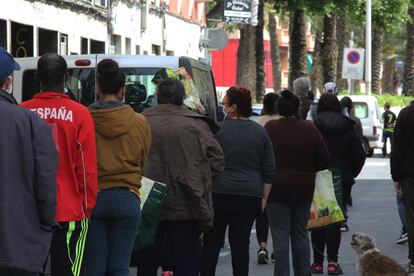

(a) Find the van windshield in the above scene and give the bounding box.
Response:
[22,68,161,109]
[21,67,216,119]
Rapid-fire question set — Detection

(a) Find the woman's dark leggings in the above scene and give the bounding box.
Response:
[201,211,257,276]
[311,223,341,263]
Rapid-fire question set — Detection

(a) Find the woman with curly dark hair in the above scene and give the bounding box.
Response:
[201,87,275,276]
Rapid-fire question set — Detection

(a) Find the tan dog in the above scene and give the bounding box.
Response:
[351,233,408,276]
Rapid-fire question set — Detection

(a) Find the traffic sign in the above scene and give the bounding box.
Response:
[342,48,365,80]
[347,50,361,65]
[224,0,252,25]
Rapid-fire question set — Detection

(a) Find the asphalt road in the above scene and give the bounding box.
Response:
[129,153,408,275]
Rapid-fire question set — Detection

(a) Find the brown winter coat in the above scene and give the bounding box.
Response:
[143,104,224,230]
[90,105,152,196]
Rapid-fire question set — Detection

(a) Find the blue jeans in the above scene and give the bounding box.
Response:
[397,194,407,232]
[85,188,141,276]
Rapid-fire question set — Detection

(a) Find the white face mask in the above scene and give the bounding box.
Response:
[3,76,13,94]
[5,83,12,94]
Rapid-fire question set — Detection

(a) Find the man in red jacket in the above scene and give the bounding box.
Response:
[21,53,98,276]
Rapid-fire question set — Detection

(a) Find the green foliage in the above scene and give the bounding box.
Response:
[274,0,351,15]
[349,0,410,32]
[375,93,414,107]
[339,91,414,107]
[383,26,407,57]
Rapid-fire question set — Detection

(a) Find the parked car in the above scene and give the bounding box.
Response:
[340,95,383,157]
[12,55,219,120]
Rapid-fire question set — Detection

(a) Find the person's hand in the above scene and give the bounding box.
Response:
[261,198,267,212]
[195,103,206,115]
[395,182,403,196]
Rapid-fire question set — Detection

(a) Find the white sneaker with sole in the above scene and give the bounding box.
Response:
[396,231,408,244]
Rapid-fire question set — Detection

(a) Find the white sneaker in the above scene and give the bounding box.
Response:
[396,231,408,244]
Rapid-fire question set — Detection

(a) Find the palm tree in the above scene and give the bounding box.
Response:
[268,11,282,91]
[237,25,256,94]
[255,0,265,102]
[311,30,323,94]
[371,28,384,94]
[336,11,348,91]
[289,9,307,88]
[382,25,406,94]
[321,14,337,84]
[404,7,414,95]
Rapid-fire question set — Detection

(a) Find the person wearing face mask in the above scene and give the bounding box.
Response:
[201,87,275,276]
[21,53,98,276]
[85,59,152,276]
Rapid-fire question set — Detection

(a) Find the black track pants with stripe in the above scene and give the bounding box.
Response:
[50,219,88,276]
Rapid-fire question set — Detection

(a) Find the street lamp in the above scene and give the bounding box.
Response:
[365,0,372,95]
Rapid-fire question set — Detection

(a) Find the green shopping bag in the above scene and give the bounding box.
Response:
[331,169,344,212]
[308,170,345,229]
[134,177,168,250]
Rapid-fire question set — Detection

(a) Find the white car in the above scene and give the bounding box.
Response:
[343,95,383,157]
[12,55,220,121]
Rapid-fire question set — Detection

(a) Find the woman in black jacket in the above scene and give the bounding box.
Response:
[310,93,366,275]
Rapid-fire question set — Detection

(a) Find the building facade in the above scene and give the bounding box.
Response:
[0,0,207,59]
[211,17,315,95]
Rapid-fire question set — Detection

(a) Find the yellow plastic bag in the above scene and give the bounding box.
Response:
[308,170,345,229]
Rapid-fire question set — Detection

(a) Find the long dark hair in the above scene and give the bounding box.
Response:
[317,93,341,114]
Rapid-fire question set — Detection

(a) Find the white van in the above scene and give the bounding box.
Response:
[12,55,220,121]
[345,95,383,157]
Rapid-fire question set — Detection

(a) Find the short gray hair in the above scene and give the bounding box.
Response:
[293,77,310,98]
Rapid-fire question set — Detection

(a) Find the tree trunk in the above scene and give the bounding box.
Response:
[372,28,383,94]
[336,11,348,91]
[255,0,265,102]
[382,56,398,94]
[289,10,307,88]
[268,11,282,92]
[404,7,414,95]
[311,30,323,94]
[237,26,256,94]
[322,14,337,84]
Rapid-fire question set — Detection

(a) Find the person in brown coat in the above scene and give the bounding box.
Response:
[265,90,330,276]
[85,59,152,276]
[142,78,224,276]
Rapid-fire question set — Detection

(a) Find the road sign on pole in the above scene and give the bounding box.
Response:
[224,0,252,24]
[342,47,365,80]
